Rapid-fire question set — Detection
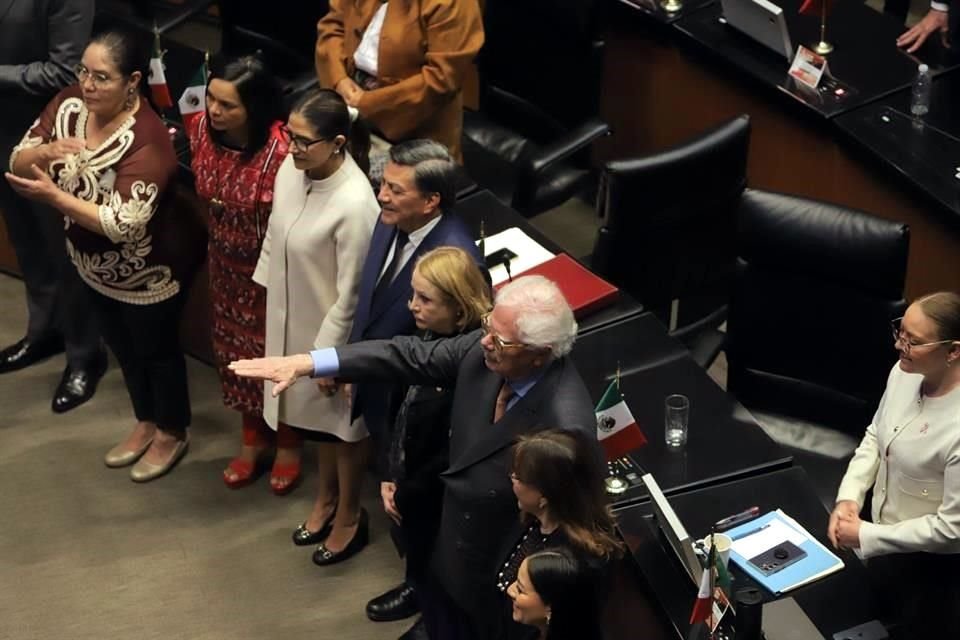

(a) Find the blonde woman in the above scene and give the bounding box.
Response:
[366,247,491,629]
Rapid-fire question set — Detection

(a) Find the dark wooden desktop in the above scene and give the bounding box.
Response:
[572,313,792,509]
[617,466,879,639]
[835,67,960,220]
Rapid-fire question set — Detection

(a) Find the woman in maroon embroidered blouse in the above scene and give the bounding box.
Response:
[6,30,204,482]
[186,55,301,494]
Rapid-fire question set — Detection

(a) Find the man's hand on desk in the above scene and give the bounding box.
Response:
[897,8,950,53]
[828,500,861,549]
[228,354,315,396]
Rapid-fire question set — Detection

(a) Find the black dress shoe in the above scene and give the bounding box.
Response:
[292,506,338,546]
[312,508,369,566]
[0,336,64,374]
[398,617,428,640]
[52,354,107,414]
[367,582,420,622]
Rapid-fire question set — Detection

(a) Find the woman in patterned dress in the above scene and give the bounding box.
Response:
[186,55,301,494]
[5,30,205,482]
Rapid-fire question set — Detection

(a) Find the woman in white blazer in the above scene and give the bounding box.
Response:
[253,89,379,560]
[829,291,960,633]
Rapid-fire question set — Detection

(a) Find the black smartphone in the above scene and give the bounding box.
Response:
[485,248,517,270]
[747,540,807,576]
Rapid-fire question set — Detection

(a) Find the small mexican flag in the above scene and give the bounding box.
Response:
[689,541,716,626]
[595,379,646,460]
[178,58,209,132]
[148,31,174,110]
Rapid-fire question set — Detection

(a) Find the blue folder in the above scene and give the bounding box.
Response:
[725,509,845,595]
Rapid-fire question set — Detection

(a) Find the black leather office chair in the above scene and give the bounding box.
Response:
[723,189,910,507]
[461,0,610,217]
[590,115,751,365]
[218,0,326,105]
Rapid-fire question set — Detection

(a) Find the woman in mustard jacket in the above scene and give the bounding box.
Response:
[315,0,484,161]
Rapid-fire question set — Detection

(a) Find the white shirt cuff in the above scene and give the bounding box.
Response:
[931,2,949,12]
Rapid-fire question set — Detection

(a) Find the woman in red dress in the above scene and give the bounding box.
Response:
[187,55,300,493]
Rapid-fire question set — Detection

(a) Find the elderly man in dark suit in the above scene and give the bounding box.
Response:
[0,0,105,412]
[231,275,598,640]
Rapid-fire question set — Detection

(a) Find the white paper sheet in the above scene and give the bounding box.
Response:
[477,227,554,286]
[730,518,807,559]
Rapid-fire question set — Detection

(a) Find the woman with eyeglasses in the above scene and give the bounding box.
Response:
[497,430,621,640]
[829,291,960,633]
[254,87,379,562]
[5,29,205,482]
[185,54,299,494]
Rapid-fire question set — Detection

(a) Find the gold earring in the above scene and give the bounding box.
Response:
[125,88,135,110]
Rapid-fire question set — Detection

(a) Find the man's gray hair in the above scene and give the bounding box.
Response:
[495,276,577,358]
[388,139,457,211]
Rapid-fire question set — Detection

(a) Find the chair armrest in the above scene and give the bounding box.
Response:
[524,118,610,176]
[590,226,616,278]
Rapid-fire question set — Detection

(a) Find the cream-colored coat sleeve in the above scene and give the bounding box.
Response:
[836,410,884,509]
[312,192,378,350]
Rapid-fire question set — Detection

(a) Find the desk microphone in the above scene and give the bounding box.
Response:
[734,587,764,640]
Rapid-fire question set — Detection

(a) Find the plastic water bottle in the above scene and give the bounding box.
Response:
[910,64,932,118]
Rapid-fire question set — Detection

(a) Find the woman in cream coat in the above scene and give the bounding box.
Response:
[829,291,960,633]
[254,89,379,562]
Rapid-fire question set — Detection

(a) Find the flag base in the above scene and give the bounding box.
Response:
[813,40,834,54]
[605,475,630,495]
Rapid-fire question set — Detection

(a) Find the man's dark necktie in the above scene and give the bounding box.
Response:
[371,230,409,308]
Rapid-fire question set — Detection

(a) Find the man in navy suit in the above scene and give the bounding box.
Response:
[335,139,484,629]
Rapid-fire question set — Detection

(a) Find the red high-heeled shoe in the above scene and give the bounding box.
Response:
[270,457,301,496]
[223,454,266,489]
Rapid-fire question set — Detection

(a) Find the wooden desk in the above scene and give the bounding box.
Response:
[455,189,647,334]
[571,313,792,509]
[617,466,879,638]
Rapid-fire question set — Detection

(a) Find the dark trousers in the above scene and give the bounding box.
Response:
[868,552,960,638]
[0,180,101,368]
[89,290,191,432]
[420,571,478,640]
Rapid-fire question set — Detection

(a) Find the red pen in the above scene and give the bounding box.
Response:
[714,506,761,531]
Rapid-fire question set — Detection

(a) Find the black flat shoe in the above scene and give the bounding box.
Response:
[0,336,64,374]
[52,352,107,413]
[292,505,338,546]
[312,508,369,566]
[367,582,419,622]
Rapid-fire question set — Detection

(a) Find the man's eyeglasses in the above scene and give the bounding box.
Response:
[75,64,118,88]
[280,125,326,152]
[891,317,955,355]
[481,313,527,352]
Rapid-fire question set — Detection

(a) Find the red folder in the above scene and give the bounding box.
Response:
[495,253,619,319]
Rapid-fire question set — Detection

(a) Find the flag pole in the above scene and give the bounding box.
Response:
[813,0,834,54]
[604,360,629,496]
